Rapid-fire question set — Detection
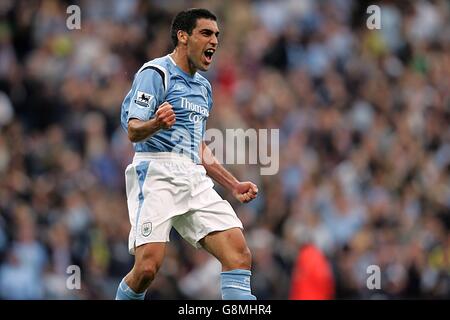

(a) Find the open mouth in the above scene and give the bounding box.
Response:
[203,48,215,64]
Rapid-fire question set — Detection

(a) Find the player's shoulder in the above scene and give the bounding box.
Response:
[135,56,172,91]
[136,56,171,76]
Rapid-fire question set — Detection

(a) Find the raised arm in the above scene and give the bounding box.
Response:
[128,102,175,142]
[125,65,173,143]
[200,141,258,203]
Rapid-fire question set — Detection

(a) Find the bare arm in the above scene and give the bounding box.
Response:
[128,102,175,142]
[200,141,239,190]
[200,142,258,203]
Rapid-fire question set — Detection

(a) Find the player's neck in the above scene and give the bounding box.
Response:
[170,49,197,76]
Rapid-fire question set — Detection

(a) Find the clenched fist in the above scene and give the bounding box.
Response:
[155,102,176,130]
[232,181,258,203]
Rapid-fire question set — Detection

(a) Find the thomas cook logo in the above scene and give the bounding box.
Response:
[180,97,209,124]
[189,112,205,124]
[141,221,152,237]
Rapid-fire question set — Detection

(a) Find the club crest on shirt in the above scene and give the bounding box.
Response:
[173,83,184,91]
[135,91,154,108]
[141,221,152,237]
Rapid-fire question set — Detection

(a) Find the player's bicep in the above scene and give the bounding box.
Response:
[127,69,164,123]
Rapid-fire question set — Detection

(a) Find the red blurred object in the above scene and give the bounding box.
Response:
[289,244,335,300]
[216,64,236,95]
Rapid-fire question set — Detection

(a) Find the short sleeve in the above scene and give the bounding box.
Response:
[127,69,165,122]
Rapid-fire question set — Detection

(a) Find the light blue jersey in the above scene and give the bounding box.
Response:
[121,55,213,164]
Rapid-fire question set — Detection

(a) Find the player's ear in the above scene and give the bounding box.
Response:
[177,30,188,45]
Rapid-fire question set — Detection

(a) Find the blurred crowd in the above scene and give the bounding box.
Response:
[0,0,449,299]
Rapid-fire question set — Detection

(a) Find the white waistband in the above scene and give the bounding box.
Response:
[133,152,194,163]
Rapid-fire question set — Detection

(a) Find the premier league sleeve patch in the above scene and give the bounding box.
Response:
[134,91,154,108]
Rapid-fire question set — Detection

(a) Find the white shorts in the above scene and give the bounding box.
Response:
[125,152,243,254]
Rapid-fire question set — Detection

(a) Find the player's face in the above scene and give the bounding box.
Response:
[187,18,219,72]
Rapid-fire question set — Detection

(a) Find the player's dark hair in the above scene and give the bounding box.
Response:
[171,8,217,47]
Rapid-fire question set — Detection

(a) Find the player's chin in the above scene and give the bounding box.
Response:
[197,65,209,72]
[199,56,212,71]
[198,62,211,72]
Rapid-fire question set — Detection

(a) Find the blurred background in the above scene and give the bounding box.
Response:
[0,0,449,299]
